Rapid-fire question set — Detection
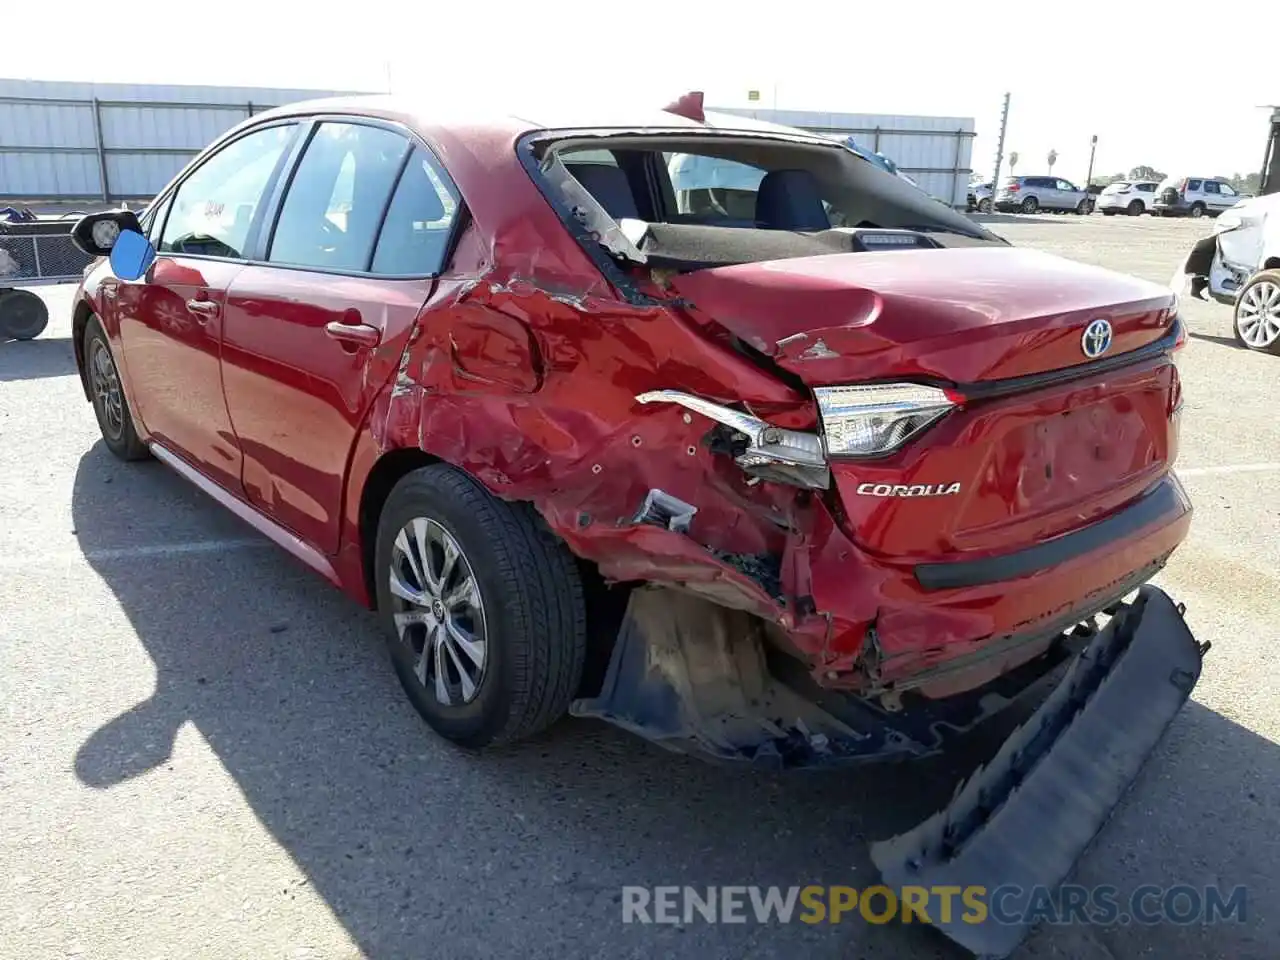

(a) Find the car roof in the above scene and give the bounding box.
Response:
[247,93,837,144]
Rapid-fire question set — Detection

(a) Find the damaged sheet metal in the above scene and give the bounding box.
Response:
[871,587,1206,958]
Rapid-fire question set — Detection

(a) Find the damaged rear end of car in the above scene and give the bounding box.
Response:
[428,115,1207,955]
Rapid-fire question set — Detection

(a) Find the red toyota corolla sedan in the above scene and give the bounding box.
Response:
[70,92,1198,752]
[70,93,1205,954]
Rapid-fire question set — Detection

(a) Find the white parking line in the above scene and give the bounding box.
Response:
[0,538,271,570]
[1178,463,1280,478]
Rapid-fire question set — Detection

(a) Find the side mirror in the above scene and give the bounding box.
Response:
[70,210,156,282]
[70,210,144,257]
[109,230,157,282]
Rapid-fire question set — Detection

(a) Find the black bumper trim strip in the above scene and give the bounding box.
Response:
[914,477,1184,591]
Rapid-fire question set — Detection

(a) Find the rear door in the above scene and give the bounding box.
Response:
[219,119,459,554]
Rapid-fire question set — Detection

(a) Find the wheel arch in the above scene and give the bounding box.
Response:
[354,446,445,610]
[72,298,95,401]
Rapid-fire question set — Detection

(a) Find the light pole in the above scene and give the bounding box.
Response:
[1085,134,1098,187]
[990,92,1011,207]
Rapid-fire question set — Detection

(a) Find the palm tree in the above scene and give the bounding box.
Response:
[1047,149,1058,175]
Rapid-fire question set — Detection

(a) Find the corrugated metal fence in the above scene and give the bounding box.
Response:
[717,107,976,208]
[1,82,977,208]
[0,80,352,202]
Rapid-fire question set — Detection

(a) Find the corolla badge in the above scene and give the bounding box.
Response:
[1081,318,1113,358]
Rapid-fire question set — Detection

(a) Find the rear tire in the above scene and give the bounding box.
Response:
[83,316,149,461]
[373,464,587,749]
[1021,196,1039,214]
[1126,200,1144,216]
[0,289,49,341]
[1189,203,1206,219]
[1232,270,1280,355]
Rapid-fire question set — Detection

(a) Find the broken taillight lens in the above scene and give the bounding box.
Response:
[816,384,957,457]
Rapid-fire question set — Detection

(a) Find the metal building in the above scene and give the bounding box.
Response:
[1,80,975,208]
[0,79,354,204]
[715,107,976,207]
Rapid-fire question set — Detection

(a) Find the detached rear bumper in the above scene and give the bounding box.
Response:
[873,585,1206,957]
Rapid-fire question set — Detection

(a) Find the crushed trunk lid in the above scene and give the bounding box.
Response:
[666,245,1176,385]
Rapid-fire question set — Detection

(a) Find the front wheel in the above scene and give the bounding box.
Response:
[1075,200,1089,215]
[374,464,587,748]
[978,198,992,213]
[83,316,149,460]
[1233,270,1280,355]
[1020,196,1039,214]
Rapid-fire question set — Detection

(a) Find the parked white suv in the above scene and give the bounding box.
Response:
[1096,180,1159,216]
[1152,177,1242,218]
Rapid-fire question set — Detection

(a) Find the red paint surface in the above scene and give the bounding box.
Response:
[77,99,1191,697]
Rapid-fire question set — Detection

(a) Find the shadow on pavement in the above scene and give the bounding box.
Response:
[0,336,77,382]
[1189,332,1248,351]
[970,212,1078,226]
[68,443,1275,959]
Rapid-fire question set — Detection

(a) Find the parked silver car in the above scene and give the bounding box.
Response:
[1152,176,1244,218]
[994,175,1091,214]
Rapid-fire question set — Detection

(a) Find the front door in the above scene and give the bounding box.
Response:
[220,122,459,554]
[117,121,300,492]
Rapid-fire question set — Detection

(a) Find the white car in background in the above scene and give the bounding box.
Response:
[1095,180,1159,216]
[1152,176,1244,218]
[1180,191,1280,353]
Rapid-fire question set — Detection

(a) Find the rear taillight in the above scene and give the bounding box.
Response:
[1007,183,1021,192]
[816,384,957,457]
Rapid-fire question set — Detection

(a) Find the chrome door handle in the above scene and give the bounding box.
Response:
[324,321,381,349]
[185,299,219,318]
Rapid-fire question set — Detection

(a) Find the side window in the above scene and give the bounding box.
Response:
[160,124,296,259]
[268,122,411,272]
[140,195,171,243]
[1187,179,1203,192]
[1137,183,1155,193]
[1220,182,1238,196]
[371,147,461,276]
[1203,180,1220,194]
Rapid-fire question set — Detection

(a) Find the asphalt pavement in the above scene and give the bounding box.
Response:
[2,213,1277,959]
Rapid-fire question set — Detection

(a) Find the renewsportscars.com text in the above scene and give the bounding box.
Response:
[621,884,1247,927]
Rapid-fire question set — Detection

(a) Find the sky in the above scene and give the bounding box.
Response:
[6,1,1279,185]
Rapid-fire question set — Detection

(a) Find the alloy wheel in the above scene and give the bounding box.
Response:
[89,339,125,440]
[1238,280,1280,349]
[387,517,488,706]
